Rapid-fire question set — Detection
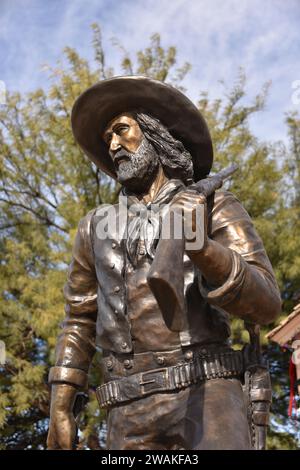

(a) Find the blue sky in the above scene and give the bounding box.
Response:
[0,0,299,144]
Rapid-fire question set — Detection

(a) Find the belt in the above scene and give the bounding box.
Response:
[96,349,244,408]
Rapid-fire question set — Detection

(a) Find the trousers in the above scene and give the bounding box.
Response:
[106,377,251,450]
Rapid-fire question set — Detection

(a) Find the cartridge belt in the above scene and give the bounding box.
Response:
[96,348,243,409]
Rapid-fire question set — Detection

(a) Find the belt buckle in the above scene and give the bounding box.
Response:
[139,367,169,395]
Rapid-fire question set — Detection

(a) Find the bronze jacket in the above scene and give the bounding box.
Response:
[51,187,281,387]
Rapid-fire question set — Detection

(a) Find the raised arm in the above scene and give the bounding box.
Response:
[189,190,281,325]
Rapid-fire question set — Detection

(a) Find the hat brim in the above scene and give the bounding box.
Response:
[71,76,213,181]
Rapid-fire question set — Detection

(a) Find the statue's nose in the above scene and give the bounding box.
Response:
[110,133,121,153]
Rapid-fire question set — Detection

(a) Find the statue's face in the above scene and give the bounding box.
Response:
[103,113,159,193]
[103,113,143,158]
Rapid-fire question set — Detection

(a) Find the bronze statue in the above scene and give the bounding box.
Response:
[47,76,281,450]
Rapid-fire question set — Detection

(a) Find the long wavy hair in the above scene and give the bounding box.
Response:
[133,111,194,184]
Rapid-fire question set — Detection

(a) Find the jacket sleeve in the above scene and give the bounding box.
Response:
[48,209,98,389]
[198,191,281,325]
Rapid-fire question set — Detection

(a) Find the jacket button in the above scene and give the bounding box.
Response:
[114,286,120,293]
[156,356,165,365]
[106,360,113,371]
[112,242,117,249]
[185,351,193,361]
[123,359,133,369]
[114,309,118,315]
[121,342,128,350]
[110,263,115,269]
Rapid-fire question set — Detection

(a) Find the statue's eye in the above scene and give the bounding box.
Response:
[116,125,129,135]
[105,134,112,145]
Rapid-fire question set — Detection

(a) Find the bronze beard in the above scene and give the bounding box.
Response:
[113,113,194,265]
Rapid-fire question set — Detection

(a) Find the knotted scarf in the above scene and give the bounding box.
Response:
[121,179,185,265]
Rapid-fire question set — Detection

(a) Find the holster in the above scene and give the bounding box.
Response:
[242,326,272,450]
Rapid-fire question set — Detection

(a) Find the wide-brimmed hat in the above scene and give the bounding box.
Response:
[71,75,213,181]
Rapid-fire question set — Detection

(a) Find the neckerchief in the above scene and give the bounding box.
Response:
[121,179,185,266]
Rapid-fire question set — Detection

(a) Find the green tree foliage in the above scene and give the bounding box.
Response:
[0,24,299,449]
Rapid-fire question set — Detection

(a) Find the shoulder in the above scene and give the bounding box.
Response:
[90,200,121,220]
[212,190,248,215]
[210,190,252,233]
[70,209,98,269]
[77,208,98,239]
[77,203,118,230]
[212,189,242,207]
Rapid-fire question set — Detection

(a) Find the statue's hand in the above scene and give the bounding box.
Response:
[47,409,77,450]
[47,384,78,450]
[168,189,208,252]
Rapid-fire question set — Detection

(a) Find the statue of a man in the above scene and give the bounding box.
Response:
[47,76,281,450]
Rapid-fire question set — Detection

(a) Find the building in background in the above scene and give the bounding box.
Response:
[267,303,300,418]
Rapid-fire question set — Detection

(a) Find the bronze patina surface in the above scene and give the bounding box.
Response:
[47,77,281,450]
